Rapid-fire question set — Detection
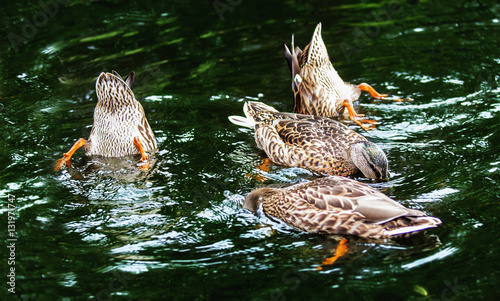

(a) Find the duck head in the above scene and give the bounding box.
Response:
[350,141,388,181]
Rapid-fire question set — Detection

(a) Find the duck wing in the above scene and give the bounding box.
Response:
[292,177,426,224]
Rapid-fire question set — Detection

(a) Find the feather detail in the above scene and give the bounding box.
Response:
[229,101,388,180]
[244,176,441,239]
[283,23,386,128]
[87,71,157,157]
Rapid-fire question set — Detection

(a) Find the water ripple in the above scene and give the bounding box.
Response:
[402,247,458,270]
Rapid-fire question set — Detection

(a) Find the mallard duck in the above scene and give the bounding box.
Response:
[283,22,389,130]
[243,176,442,239]
[228,101,388,180]
[55,71,157,171]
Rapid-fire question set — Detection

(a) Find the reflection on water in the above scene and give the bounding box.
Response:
[1,0,500,300]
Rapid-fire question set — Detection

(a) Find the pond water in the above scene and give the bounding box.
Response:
[1,0,499,300]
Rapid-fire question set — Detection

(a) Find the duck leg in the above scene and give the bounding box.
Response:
[244,158,271,182]
[54,138,86,171]
[318,238,349,270]
[133,137,149,161]
[358,83,388,99]
[134,137,151,171]
[258,158,271,172]
[359,83,409,101]
[342,100,377,130]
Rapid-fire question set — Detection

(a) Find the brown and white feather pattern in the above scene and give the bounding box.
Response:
[243,177,442,239]
[255,113,364,176]
[84,72,157,157]
[283,22,362,119]
[229,101,387,179]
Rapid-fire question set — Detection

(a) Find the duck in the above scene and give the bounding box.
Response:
[282,22,389,130]
[243,176,442,239]
[228,101,388,180]
[55,71,157,171]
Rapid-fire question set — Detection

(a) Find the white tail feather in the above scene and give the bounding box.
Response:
[385,217,442,237]
[228,115,255,128]
[229,101,278,129]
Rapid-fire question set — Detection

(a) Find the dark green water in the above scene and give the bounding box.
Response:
[1,0,499,300]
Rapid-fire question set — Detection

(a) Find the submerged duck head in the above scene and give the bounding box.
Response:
[350,141,388,181]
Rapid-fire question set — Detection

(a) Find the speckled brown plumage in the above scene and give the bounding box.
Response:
[243,176,441,239]
[228,101,388,180]
[55,71,157,171]
[282,23,388,128]
[85,71,157,156]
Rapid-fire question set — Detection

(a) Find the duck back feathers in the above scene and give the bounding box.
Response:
[229,101,388,180]
[85,72,157,157]
[244,177,441,239]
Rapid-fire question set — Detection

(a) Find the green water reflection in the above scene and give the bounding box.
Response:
[1,0,499,300]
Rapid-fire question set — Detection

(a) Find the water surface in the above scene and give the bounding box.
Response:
[1,0,499,300]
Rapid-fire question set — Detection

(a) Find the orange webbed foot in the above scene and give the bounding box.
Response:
[138,160,151,171]
[54,155,69,171]
[391,97,413,102]
[359,83,388,100]
[134,137,152,170]
[342,100,377,131]
[133,137,149,162]
[359,83,413,102]
[353,118,377,131]
[258,158,271,172]
[245,173,269,182]
[54,138,86,171]
[317,238,349,271]
[244,158,272,182]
